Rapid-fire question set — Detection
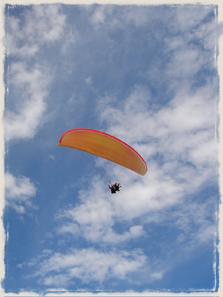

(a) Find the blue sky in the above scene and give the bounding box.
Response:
[2,3,221,295]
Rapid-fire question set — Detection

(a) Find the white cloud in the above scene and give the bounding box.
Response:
[151,272,163,281]
[102,225,145,243]
[11,5,219,289]
[55,162,187,246]
[72,74,218,280]
[4,4,68,141]
[49,155,55,161]
[50,10,219,281]
[147,7,219,94]
[4,63,49,140]
[57,223,80,236]
[32,248,146,286]
[43,274,70,287]
[89,5,121,28]
[5,4,66,57]
[55,79,218,252]
[90,6,107,24]
[100,83,218,176]
[85,76,92,85]
[174,5,216,33]
[5,172,37,214]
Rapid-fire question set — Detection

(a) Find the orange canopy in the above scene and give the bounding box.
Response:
[58,129,147,176]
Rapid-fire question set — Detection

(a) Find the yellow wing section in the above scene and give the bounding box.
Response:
[58,129,147,176]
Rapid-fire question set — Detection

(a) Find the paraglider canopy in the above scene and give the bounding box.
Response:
[58,128,147,176]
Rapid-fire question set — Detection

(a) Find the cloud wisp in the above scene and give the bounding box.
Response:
[5,172,37,214]
[4,63,49,140]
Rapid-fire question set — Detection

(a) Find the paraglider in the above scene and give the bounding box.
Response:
[58,128,147,192]
[108,183,122,194]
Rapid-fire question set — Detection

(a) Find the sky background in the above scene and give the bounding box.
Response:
[2,2,222,295]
